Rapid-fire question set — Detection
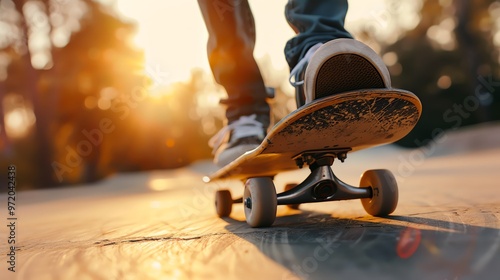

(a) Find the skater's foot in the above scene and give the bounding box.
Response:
[209,114,269,167]
[290,38,391,107]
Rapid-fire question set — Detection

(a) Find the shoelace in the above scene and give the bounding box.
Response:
[208,114,264,154]
[288,42,323,87]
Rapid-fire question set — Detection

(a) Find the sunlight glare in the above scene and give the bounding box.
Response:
[437,75,452,89]
[202,176,210,183]
[149,178,173,191]
[114,0,209,86]
[5,107,36,138]
[150,201,162,209]
[382,52,398,67]
[151,260,162,270]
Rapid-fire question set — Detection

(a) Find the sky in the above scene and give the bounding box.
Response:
[110,0,408,87]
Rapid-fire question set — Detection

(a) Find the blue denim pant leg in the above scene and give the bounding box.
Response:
[285,0,353,69]
[198,0,352,121]
[197,0,270,124]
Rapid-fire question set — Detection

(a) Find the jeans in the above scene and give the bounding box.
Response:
[197,0,352,122]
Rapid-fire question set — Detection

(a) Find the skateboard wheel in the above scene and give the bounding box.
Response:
[215,190,233,217]
[284,184,300,210]
[243,178,277,227]
[360,169,398,216]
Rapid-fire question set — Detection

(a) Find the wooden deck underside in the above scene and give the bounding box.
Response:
[209,89,422,181]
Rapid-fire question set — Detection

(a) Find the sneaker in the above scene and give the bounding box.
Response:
[209,114,267,167]
[289,39,391,106]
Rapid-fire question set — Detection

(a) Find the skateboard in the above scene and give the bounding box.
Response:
[207,88,422,227]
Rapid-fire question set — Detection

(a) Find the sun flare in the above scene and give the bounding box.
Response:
[115,1,210,87]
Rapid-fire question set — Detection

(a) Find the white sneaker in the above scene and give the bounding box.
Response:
[209,114,267,167]
[290,38,391,106]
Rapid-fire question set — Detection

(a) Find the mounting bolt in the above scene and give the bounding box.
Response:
[295,158,304,169]
[338,152,347,163]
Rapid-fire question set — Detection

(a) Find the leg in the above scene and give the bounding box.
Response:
[198,0,270,167]
[284,0,352,69]
[197,0,270,123]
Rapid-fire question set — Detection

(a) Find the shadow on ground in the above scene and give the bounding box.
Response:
[224,210,500,279]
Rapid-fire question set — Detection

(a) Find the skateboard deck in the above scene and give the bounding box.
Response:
[209,88,422,182]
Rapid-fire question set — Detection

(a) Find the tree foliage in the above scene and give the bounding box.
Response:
[0,0,213,189]
[379,0,500,147]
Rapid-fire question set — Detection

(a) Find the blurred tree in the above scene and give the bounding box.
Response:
[377,0,500,147]
[48,0,146,184]
[0,79,9,154]
[0,0,148,187]
[5,0,65,187]
[1,0,222,189]
[454,0,497,121]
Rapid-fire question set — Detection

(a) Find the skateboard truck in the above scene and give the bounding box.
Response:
[293,148,351,168]
[280,150,371,206]
[215,154,398,227]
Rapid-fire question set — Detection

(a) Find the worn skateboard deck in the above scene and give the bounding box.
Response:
[209,89,422,181]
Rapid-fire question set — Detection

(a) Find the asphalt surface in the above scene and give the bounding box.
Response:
[1,123,500,280]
